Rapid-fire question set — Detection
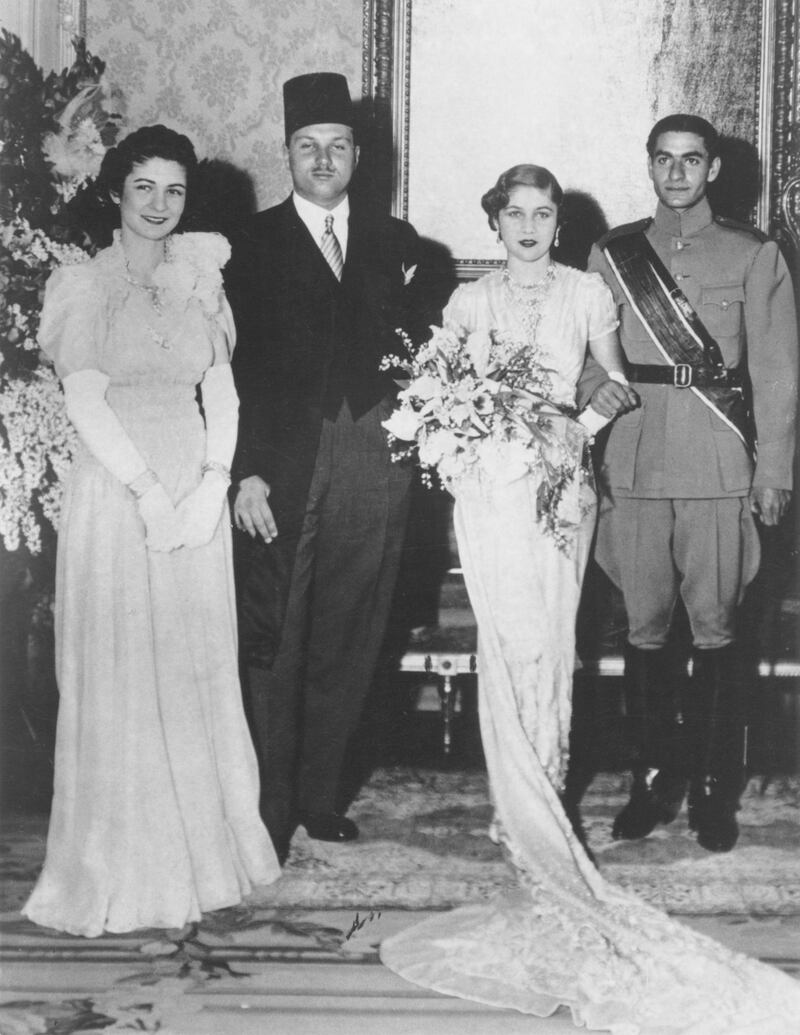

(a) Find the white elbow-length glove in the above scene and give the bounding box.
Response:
[62,369,181,552]
[176,363,239,549]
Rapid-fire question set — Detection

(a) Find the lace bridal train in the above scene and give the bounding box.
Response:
[379,461,800,1034]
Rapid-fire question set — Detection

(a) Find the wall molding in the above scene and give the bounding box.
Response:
[1,0,85,71]
[768,0,799,255]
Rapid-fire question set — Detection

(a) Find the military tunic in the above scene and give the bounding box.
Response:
[586,198,797,648]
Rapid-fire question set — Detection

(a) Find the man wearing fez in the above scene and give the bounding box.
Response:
[228,73,436,860]
[583,113,797,853]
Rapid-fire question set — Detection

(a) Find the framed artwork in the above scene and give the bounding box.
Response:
[363,0,795,278]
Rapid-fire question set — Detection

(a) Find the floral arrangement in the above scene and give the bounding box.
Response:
[381,325,591,549]
[0,30,125,552]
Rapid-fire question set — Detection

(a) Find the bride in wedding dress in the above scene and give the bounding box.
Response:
[379,164,800,1033]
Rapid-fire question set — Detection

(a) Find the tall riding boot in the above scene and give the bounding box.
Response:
[612,645,688,840]
[686,644,747,853]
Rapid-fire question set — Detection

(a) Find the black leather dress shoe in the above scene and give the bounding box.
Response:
[297,811,359,843]
[611,770,686,841]
[688,778,739,853]
[695,805,739,853]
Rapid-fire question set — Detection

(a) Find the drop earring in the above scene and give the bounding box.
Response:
[554,226,561,248]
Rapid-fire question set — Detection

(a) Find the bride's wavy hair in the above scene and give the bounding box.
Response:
[91,124,198,230]
[481,164,564,230]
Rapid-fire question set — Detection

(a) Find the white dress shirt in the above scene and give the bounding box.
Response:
[292,193,350,261]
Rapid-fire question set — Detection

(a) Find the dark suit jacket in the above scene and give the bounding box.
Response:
[227,194,435,537]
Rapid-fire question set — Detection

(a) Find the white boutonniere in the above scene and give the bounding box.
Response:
[402,263,417,285]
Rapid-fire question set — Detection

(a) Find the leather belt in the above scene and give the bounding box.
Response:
[627,363,743,389]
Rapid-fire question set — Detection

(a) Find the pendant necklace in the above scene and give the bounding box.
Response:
[123,259,171,350]
[503,263,556,343]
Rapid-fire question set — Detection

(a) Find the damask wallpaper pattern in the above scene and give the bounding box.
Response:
[87,0,363,209]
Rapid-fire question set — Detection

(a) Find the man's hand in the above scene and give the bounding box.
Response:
[234,475,278,542]
[589,378,640,419]
[749,487,791,527]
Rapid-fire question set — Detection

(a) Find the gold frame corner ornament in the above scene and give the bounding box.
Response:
[2,0,86,72]
[57,0,87,68]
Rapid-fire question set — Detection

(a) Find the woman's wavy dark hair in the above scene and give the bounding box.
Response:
[92,124,198,229]
[480,164,564,230]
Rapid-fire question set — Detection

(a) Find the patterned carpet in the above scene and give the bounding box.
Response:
[1,767,798,1033]
[3,767,799,919]
[276,767,800,915]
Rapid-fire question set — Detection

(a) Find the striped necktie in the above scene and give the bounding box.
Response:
[320,214,344,280]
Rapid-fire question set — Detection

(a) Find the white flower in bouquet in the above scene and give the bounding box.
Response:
[418,427,462,469]
[382,406,422,442]
[464,329,492,378]
[404,372,443,405]
[381,323,592,549]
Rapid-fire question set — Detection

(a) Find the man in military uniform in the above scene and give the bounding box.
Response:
[584,114,797,852]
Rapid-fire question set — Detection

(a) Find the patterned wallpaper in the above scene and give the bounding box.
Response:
[87,0,363,210]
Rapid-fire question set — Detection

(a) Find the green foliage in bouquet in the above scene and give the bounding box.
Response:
[0,31,125,552]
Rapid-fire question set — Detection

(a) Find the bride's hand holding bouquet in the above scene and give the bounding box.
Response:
[381,322,590,550]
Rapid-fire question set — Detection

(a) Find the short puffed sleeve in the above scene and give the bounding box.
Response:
[207,294,237,365]
[583,271,619,340]
[442,282,480,333]
[38,262,106,378]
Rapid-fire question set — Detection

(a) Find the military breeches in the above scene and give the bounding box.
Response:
[595,496,760,649]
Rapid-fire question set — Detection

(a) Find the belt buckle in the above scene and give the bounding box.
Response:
[673,363,692,388]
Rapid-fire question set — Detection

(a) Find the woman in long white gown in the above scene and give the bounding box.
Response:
[23,126,280,938]
[379,165,800,1033]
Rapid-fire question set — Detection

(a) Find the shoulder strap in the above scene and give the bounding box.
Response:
[598,217,653,248]
[637,234,727,371]
[604,231,724,373]
[603,231,754,456]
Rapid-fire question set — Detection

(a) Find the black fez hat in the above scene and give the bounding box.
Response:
[283,72,354,140]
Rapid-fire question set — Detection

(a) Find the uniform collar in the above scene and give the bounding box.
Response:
[653,197,713,237]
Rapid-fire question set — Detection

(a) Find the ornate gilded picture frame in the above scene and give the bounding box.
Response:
[363,0,797,278]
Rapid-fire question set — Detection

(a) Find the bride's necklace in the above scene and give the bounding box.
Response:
[503,263,557,343]
[122,258,172,350]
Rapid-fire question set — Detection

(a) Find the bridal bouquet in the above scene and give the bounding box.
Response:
[381,325,590,548]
